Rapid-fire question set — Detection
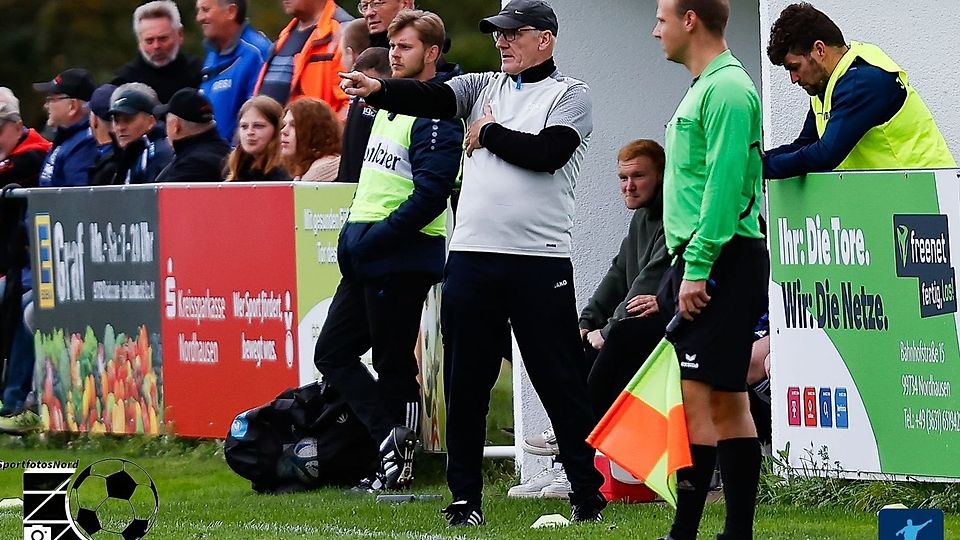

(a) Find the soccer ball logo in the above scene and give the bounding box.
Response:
[67,459,159,540]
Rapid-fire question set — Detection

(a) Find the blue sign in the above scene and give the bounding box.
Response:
[819,387,833,428]
[835,387,849,429]
[878,509,943,540]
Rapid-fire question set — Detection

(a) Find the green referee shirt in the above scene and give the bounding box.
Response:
[664,50,764,281]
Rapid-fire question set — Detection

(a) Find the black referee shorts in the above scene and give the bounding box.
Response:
[656,236,769,392]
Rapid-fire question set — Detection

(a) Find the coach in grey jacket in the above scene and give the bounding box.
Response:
[340,0,606,528]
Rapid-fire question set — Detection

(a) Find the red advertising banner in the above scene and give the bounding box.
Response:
[158,185,299,437]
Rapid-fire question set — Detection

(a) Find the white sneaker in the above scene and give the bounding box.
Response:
[507,467,557,498]
[539,466,571,499]
[522,427,559,456]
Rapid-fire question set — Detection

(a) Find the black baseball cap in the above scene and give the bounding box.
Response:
[153,88,214,124]
[479,0,559,36]
[89,84,118,121]
[32,68,96,102]
[109,89,158,117]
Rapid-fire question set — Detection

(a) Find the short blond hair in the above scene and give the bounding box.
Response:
[387,9,446,50]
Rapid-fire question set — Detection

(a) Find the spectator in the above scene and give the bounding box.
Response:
[0,88,52,187]
[154,88,230,182]
[109,83,174,184]
[341,0,607,526]
[196,0,269,142]
[341,18,372,71]
[652,0,767,538]
[33,68,98,187]
[0,88,42,434]
[87,84,120,186]
[112,1,203,104]
[361,0,414,48]
[224,96,289,181]
[513,140,670,498]
[280,98,341,181]
[763,2,955,177]
[315,9,463,493]
[255,0,349,112]
[0,225,39,435]
[337,47,391,183]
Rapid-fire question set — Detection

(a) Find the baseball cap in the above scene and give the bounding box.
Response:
[32,68,96,102]
[479,0,559,36]
[153,88,214,124]
[108,89,158,117]
[89,84,118,121]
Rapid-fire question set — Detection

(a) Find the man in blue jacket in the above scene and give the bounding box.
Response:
[314,9,462,493]
[33,69,98,187]
[196,0,270,142]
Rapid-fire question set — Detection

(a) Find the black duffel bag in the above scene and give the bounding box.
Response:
[224,381,378,493]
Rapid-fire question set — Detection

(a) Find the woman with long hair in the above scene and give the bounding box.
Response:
[280,98,342,182]
[223,96,290,181]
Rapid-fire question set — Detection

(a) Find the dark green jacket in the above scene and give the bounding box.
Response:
[579,199,669,338]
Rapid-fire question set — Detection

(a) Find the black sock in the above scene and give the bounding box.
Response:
[669,444,717,540]
[717,437,761,539]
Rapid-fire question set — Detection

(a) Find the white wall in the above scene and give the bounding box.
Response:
[760,0,960,155]
[512,0,762,480]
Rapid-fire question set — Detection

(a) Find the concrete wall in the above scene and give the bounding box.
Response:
[760,0,960,155]
[512,0,762,480]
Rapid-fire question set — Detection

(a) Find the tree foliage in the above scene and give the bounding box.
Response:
[0,0,500,128]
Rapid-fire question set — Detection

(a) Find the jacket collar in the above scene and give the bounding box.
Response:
[171,127,223,154]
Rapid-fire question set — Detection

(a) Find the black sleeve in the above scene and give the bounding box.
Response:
[479,123,581,174]
[365,79,459,119]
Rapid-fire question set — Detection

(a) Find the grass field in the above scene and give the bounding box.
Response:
[1,365,957,539]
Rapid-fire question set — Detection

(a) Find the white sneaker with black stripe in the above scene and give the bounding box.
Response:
[441,500,485,527]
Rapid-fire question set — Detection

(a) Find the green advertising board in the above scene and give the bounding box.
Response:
[768,170,960,478]
[293,184,358,386]
[292,184,447,451]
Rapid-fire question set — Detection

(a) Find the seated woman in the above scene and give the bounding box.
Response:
[224,96,290,181]
[280,98,341,182]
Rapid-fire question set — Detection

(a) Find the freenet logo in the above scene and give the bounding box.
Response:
[893,215,957,318]
[878,508,943,540]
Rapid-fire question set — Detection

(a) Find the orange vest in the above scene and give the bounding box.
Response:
[255,0,349,113]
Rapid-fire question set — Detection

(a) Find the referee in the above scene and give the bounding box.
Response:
[340,0,606,527]
[652,1,767,539]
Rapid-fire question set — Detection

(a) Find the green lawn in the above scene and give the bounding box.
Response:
[2,442,957,539]
[1,363,958,539]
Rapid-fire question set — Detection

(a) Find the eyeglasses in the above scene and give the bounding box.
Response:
[492,28,541,43]
[44,95,72,104]
[357,0,388,13]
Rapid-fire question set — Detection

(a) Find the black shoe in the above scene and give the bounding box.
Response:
[377,426,418,490]
[441,500,485,527]
[570,493,607,523]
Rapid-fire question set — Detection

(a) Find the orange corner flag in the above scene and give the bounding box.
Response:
[587,337,692,508]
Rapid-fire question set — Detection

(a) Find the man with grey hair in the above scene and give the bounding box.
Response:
[33,68,98,187]
[112,0,202,104]
[108,83,174,184]
[154,88,230,182]
[341,0,607,527]
[0,87,51,187]
[196,0,272,141]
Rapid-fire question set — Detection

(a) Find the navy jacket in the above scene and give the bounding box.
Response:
[39,118,97,187]
[338,66,464,282]
[116,126,175,185]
